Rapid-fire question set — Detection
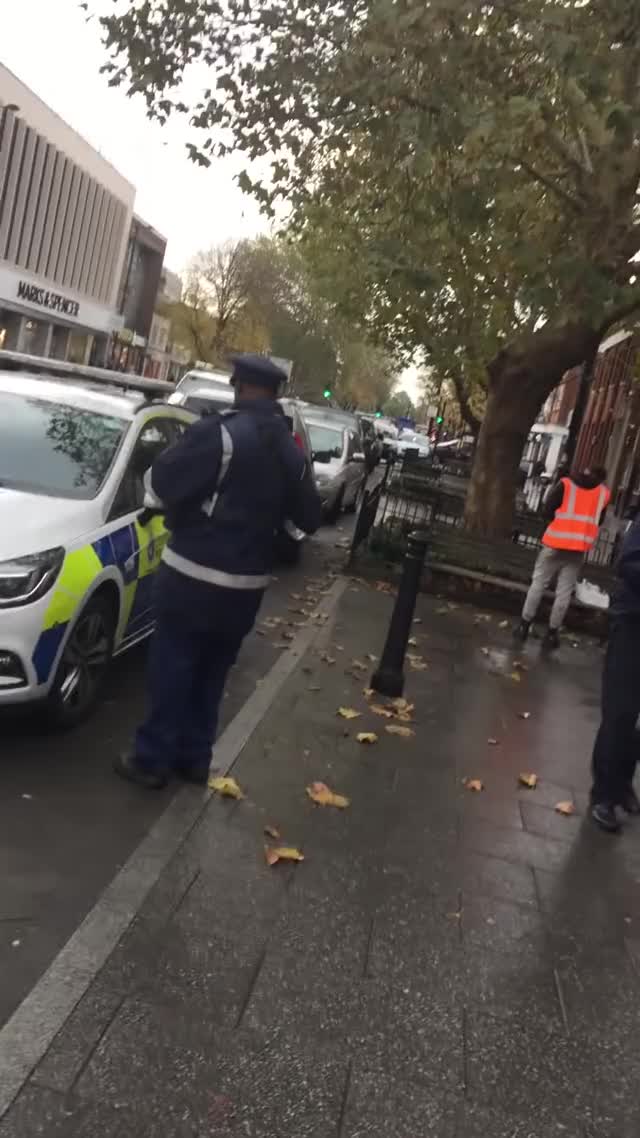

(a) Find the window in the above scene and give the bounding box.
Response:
[347,430,361,459]
[109,418,176,519]
[307,424,344,463]
[0,392,127,499]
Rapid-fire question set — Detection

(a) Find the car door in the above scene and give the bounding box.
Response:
[106,416,177,645]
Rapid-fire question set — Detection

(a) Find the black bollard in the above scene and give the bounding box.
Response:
[371,529,430,698]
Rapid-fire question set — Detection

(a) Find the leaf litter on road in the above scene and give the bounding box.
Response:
[385,724,415,738]
[264,845,304,867]
[264,825,281,840]
[370,704,394,719]
[518,711,531,720]
[357,732,378,744]
[209,776,245,799]
[518,772,538,789]
[306,781,350,809]
[338,707,361,720]
[555,801,576,816]
[463,778,484,792]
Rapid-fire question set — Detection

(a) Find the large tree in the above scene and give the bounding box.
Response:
[99,0,640,533]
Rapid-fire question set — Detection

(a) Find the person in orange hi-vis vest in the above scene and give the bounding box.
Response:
[515,465,610,652]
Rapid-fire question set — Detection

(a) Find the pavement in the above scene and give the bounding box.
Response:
[2,577,640,1136]
[0,520,349,1031]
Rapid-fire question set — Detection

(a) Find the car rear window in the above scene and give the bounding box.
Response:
[0,391,127,499]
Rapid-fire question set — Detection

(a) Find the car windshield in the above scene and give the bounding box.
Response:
[308,424,343,463]
[0,392,127,499]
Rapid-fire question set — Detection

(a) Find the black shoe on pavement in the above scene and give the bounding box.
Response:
[590,801,621,834]
[514,619,531,642]
[620,786,640,815]
[542,628,560,652]
[113,752,168,790]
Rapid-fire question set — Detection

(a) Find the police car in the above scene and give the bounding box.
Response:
[0,352,194,725]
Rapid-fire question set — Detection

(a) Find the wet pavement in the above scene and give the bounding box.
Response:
[0,522,348,1030]
[3,581,640,1136]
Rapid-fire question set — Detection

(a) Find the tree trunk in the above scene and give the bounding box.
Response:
[464,321,600,536]
[449,370,482,437]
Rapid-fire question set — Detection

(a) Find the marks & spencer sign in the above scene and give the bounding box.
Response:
[16,280,80,319]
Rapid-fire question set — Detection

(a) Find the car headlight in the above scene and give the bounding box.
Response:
[0,547,65,608]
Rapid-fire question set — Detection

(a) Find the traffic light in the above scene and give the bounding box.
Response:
[375,410,382,418]
[323,388,332,400]
[436,415,444,424]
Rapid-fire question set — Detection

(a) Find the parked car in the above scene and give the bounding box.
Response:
[301,411,367,523]
[389,431,433,460]
[0,356,194,724]
[168,372,315,564]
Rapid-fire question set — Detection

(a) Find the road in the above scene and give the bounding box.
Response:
[0,519,352,1029]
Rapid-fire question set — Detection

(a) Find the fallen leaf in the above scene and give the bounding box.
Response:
[395,710,415,722]
[265,845,304,866]
[410,660,428,671]
[334,644,344,652]
[555,801,575,816]
[509,671,522,683]
[367,653,378,662]
[512,660,528,671]
[351,659,368,671]
[464,778,484,792]
[363,687,374,698]
[385,724,415,738]
[487,738,499,746]
[357,732,379,744]
[290,593,302,601]
[338,707,361,720]
[306,781,350,808]
[308,685,321,692]
[390,697,412,711]
[11,939,20,948]
[370,704,394,719]
[408,637,419,647]
[499,620,509,629]
[518,772,538,789]
[481,647,490,656]
[282,630,295,641]
[264,824,281,840]
[413,617,422,625]
[518,711,531,720]
[209,776,245,799]
[321,653,336,665]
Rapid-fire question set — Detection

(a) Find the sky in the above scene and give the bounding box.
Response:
[2,0,418,399]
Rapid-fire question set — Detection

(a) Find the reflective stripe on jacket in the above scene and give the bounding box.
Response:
[542,478,610,553]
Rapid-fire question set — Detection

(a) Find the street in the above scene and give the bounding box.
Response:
[0,521,350,1030]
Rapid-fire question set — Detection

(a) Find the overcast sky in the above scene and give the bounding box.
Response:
[3,0,268,274]
[3,0,418,399]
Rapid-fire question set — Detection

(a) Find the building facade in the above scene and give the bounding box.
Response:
[109,215,167,373]
[0,65,134,365]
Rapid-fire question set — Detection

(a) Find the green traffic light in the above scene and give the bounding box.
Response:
[375,411,382,418]
[323,388,332,399]
[436,415,444,424]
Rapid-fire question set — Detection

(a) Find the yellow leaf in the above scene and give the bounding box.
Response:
[385,724,415,738]
[264,824,281,840]
[363,687,374,698]
[264,845,304,866]
[390,697,410,710]
[351,659,368,671]
[555,801,575,816]
[337,707,361,720]
[306,781,350,808]
[509,671,521,683]
[519,772,538,789]
[357,732,379,744]
[208,776,244,800]
[395,710,414,722]
[370,704,394,719]
[464,778,484,792]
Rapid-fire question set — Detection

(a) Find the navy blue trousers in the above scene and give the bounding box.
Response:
[135,566,263,778]
[591,616,640,804]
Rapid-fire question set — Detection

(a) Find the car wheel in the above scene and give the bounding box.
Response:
[45,593,116,728]
[324,486,345,525]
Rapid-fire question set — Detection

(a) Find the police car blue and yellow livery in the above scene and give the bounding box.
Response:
[0,363,193,725]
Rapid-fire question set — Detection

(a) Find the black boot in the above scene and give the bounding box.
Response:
[542,627,560,652]
[113,752,168,790]
[590,801,621,834]
[514,619,531,643]
[620,786,640,815]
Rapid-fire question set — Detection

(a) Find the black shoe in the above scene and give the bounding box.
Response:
[620,787,640,815]
[113,752,168,790]
[514,619,531,642]
[542,628,560,652]
[590,801,621,833]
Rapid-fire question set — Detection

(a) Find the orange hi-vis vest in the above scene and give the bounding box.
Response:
[542,478,610,553]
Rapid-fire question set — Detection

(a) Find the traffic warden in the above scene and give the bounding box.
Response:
[114,354,322,789]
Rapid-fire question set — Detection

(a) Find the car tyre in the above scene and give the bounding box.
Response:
[45,592,116,729]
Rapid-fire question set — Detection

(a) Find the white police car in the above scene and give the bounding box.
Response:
[0,353,194,725]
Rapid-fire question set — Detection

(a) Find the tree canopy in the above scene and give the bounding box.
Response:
[99,0,640,531]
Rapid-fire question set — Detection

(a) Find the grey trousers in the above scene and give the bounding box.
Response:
[522,546,584,630]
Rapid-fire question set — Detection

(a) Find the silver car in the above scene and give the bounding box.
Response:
[303,413,366,523]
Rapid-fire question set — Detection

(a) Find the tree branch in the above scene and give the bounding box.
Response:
[518,158,584,213]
